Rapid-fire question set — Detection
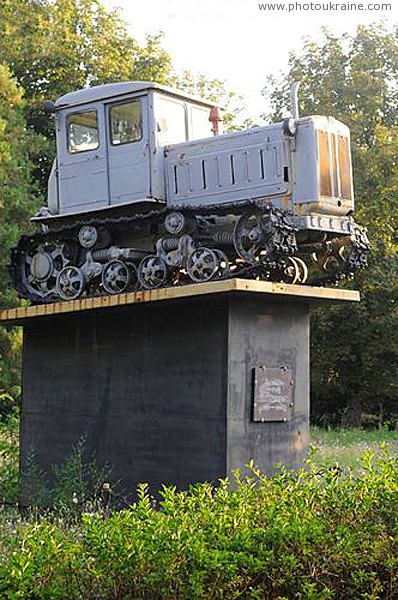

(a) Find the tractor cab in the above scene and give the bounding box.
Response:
[45,82,216,217]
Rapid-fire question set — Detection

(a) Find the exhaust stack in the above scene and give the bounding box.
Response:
[290,82,301,120]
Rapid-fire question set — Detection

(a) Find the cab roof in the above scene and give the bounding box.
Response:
[54,81,216,110]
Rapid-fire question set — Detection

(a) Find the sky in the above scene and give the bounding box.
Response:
[102,0,396,121]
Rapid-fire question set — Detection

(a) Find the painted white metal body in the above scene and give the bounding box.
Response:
[48,82,215,216]
[165,123,289,208]
[46,82,354,221]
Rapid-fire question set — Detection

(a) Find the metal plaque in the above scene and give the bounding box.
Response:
[252,366,294,422]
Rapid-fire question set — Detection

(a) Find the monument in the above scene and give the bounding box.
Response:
[2,80,366,498]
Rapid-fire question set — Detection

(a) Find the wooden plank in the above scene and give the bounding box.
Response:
[0,279,360,325]
[234,279,360,302]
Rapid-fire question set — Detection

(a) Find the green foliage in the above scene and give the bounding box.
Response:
[0,412,112,511]
[19,436,113,514]
[311,425,398,469]
[0,0,175,192]
[0,449,397,599]
[171,71,250,131]
[0,421,396,597]
[264,23,398,425]
[0,409,19,503]
[0,65,42,399]
[0,65,41,301]
[0,0,174,103]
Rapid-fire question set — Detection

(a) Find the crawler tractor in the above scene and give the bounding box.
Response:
[9,81,369,302]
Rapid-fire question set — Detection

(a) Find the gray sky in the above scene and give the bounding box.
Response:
[102,0,396,120]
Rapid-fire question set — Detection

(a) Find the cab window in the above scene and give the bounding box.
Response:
[110,100,142,145]
[67,110,99,153]
[156,97,187,145]
[190,105,212,140]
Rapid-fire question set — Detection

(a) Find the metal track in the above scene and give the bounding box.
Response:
[8,200,369,303]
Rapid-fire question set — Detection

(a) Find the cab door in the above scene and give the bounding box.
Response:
[106,95,151,205]
[57,104,109,213]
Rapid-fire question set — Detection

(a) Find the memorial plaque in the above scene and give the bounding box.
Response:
[252,366,294,422]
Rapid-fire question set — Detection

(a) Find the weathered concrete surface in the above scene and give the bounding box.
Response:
[20,299,227,497]
[227,297,309,476]
[18,292,313,500]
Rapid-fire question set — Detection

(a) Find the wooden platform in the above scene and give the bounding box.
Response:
[0,279,360,326]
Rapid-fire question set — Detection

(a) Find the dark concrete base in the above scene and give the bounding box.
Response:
[20,294,309,498]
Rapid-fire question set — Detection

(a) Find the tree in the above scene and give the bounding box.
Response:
[264,23,398,426]
[0,0,241,409]
[0,0,239,198]
[0,0,174,190]
[171,71,249,131]
[0,0,173,103]
[0,65,42,409]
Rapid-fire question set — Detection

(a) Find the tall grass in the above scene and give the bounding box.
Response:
[311,426,398,469]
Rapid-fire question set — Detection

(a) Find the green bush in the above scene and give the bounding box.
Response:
[0,450,397,599]
[0,409,19,504]
[18,436,114,515]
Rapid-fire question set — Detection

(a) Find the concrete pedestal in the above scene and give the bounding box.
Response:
[0,280,359,497]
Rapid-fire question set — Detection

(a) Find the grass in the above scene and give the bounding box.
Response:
[310,425,398,469]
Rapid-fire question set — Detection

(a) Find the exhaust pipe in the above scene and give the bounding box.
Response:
[290,82,301,120]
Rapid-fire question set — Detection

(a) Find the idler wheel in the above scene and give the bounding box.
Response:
[57,266,86,300]
[293,257,308,283]
[30,251,53,282]
[279,257,300,284]
[213,249,230,278]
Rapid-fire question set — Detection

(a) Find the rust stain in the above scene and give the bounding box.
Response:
[281,195,290,212]
[318,130,332,197]
[338,135,352,200]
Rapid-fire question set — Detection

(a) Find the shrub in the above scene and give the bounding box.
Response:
[0,449,397,599]
[0,409,19,504]
[20,436,114,515]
